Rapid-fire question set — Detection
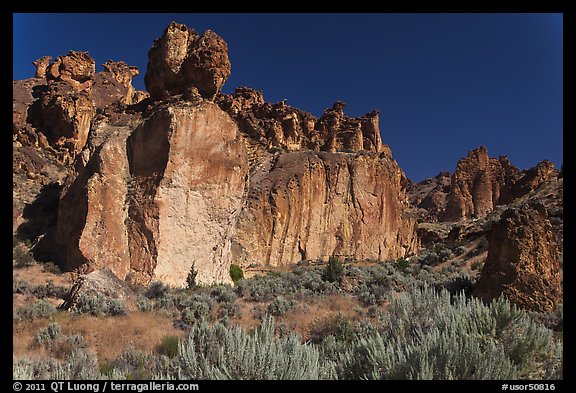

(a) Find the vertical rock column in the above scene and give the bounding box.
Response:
[127,101,248,286]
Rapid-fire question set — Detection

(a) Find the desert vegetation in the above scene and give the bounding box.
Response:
[13,254,563,380]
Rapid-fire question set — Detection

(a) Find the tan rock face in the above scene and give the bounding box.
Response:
[126,101,247,285]
[232,150,418,266]
[474,204,562,312]
[56,123,132,279]
[56,101,248,286]
[407,171,451,222]
[442,146,520,221]
[92,61,149,108]
[145,22,231,100]
[102,60,146,105]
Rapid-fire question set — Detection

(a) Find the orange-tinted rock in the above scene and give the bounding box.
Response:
[56,122,132,279]
[442,147,521,221]
[499,160,558,204]
[46,51,95,92]
[126,101,247,285]
[217,88,383,154]
[232,150,418,266]
[33,56,52,79]
[29,81,95,158]
[145,22,230,100]
[92,61,149,109]
[56,101,248,286]
[102,60,146,105]
[474,204,562,312]
[13,78,43,138]
[407,171,451,221]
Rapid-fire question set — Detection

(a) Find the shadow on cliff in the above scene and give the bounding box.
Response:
[16,181,62,263]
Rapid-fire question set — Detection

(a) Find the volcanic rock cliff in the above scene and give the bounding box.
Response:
[474,203,562,313]
[14,22,418,286]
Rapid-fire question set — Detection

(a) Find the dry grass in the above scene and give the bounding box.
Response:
[13,311,185,363]
[13,263,72,287]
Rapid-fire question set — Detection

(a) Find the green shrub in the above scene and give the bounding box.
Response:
[145,281,168,299]
[230,264,244,283]
[394,258,410,272]
[72,293,128,316]
[14,300,58,322]
[13,239,35,268]
[158,335,181,358]
[168,317,336,379]
[322,256,344,283]
[136,294,152,312]
[267,296,294,316]
[210,285,236,303]
[34,323,87,358]
[32,281,69,299]
[35,323,63,347]
[454,245,467,256]
[336,285,562,380]
[471,261,483,271]
[309,314,354,344]
[42,262,62,275]
[186,263,198,290]
[181,302,209,323]
[13,278,31,294]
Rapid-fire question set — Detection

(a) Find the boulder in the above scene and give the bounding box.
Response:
[145,22,231,100]
[62,269,137,312]
[474,204,562,312]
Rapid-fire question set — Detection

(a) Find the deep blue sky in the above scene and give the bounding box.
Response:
[13,13,563,182]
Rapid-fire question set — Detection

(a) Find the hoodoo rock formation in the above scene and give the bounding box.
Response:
[442,146,521,221]
[474,204,562,312]
[145,22,231,101]
[45,22,419,286]
[16,51,147,166]
[409,146,561,224]
[217,89,383,153]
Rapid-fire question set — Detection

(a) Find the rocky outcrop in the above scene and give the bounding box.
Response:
[232,150,418,266]
[55,122,133,279]
[499,160,559,204]
[145,22,231,101]
[18,50,148,165]
[26,51,97,162]
[56,100,248,286]
[13,78,45,147]
[442,147,521,221]
[125,101,247,285]
[407,171,451,222]
[22,22,419,287]
[217,88,383,154]
[62,268,137,312]
[93,61,148,108]
[46,51,95,92]
[30,81,96,157]
[33,56,52,79]
[474,204,562,312]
